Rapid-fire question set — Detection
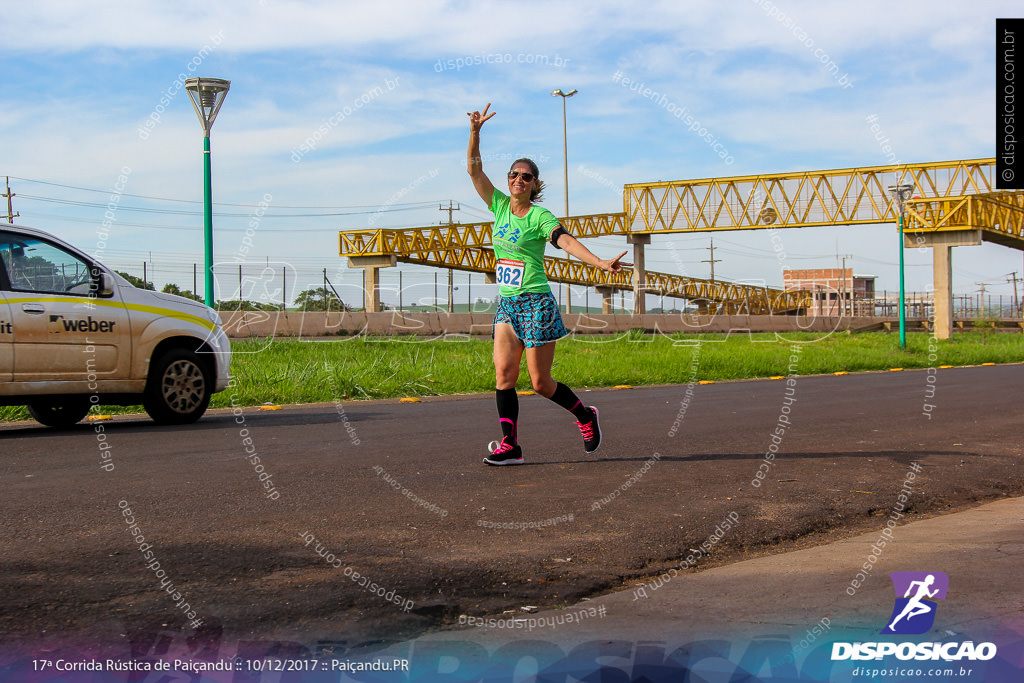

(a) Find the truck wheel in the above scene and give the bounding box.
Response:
[28,397,91,428]
[143,348,212,425]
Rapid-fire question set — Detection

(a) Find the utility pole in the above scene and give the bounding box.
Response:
[439,200,460,225]
[701,237,721,281]
[3,177,19,223]
[975,281,988,317]
[440,202,460,313]
[839,254,853,316]
[1007,271,1021,317]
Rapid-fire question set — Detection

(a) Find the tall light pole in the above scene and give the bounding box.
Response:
[888,183,914,349]
[551,88,577,312]
[185,77,230,308]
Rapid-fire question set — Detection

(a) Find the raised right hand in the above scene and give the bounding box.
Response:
[467,103,496,133]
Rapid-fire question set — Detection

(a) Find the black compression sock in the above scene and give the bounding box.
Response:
[548,382,591,422]
[495,388,519,442]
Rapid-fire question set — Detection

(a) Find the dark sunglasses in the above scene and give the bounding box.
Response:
[507,171,536,182]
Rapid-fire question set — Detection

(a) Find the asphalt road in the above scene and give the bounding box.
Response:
[1,364,1022,657]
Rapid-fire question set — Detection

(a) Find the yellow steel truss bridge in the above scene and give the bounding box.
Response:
[340,158,1022,335]
[338,218,810,315]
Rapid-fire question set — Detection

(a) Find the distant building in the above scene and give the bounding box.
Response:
[783,268,877,316]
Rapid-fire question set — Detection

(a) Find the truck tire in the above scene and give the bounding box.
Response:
[143,348,212,425]
[28,397,91,428]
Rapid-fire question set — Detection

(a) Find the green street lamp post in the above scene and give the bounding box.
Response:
[888,183,914,349]
[185,77,230,308]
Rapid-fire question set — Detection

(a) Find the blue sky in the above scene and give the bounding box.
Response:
[2,0,1020,310]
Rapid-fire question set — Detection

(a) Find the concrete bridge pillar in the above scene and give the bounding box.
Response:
[595,285,617,314]
[907,229,980,340]
[627,234,651,314]
[348,255,396,312]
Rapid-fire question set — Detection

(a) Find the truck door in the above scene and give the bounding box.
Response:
[0,231,130,382]
[0,289,12,383]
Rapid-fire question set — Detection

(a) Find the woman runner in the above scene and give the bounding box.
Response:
[467,103,629,466]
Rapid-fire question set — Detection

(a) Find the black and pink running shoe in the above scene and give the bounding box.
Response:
[484,437,524,466]
[575,406,601,453]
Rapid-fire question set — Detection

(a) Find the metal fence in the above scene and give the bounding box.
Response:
[105,259,1023,319]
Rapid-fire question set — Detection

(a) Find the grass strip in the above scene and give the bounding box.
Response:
[1,331,1021,422]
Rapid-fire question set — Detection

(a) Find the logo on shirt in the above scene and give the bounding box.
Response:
[493,222,520,244]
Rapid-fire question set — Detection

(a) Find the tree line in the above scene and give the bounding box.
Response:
[116,272,348,312]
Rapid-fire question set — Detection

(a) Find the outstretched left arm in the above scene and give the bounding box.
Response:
[555,232,630,274]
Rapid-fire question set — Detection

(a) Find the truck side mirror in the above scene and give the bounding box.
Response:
[94,270,114,297]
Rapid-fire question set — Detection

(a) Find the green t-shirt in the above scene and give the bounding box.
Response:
[489,189,561,296]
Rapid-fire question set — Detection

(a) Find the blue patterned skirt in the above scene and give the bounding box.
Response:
[493,291,569,347]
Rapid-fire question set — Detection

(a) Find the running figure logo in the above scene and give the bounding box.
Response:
[882,571,949,635]
[493,223,520,244]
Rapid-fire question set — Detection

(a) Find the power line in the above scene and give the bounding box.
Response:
[21,211,461,233]
[16,193,441,218]
[5,175,447,210]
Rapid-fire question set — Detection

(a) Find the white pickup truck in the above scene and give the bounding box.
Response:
[0,224,232,427]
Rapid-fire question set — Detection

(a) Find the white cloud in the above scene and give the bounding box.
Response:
[2,0,1019,299]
